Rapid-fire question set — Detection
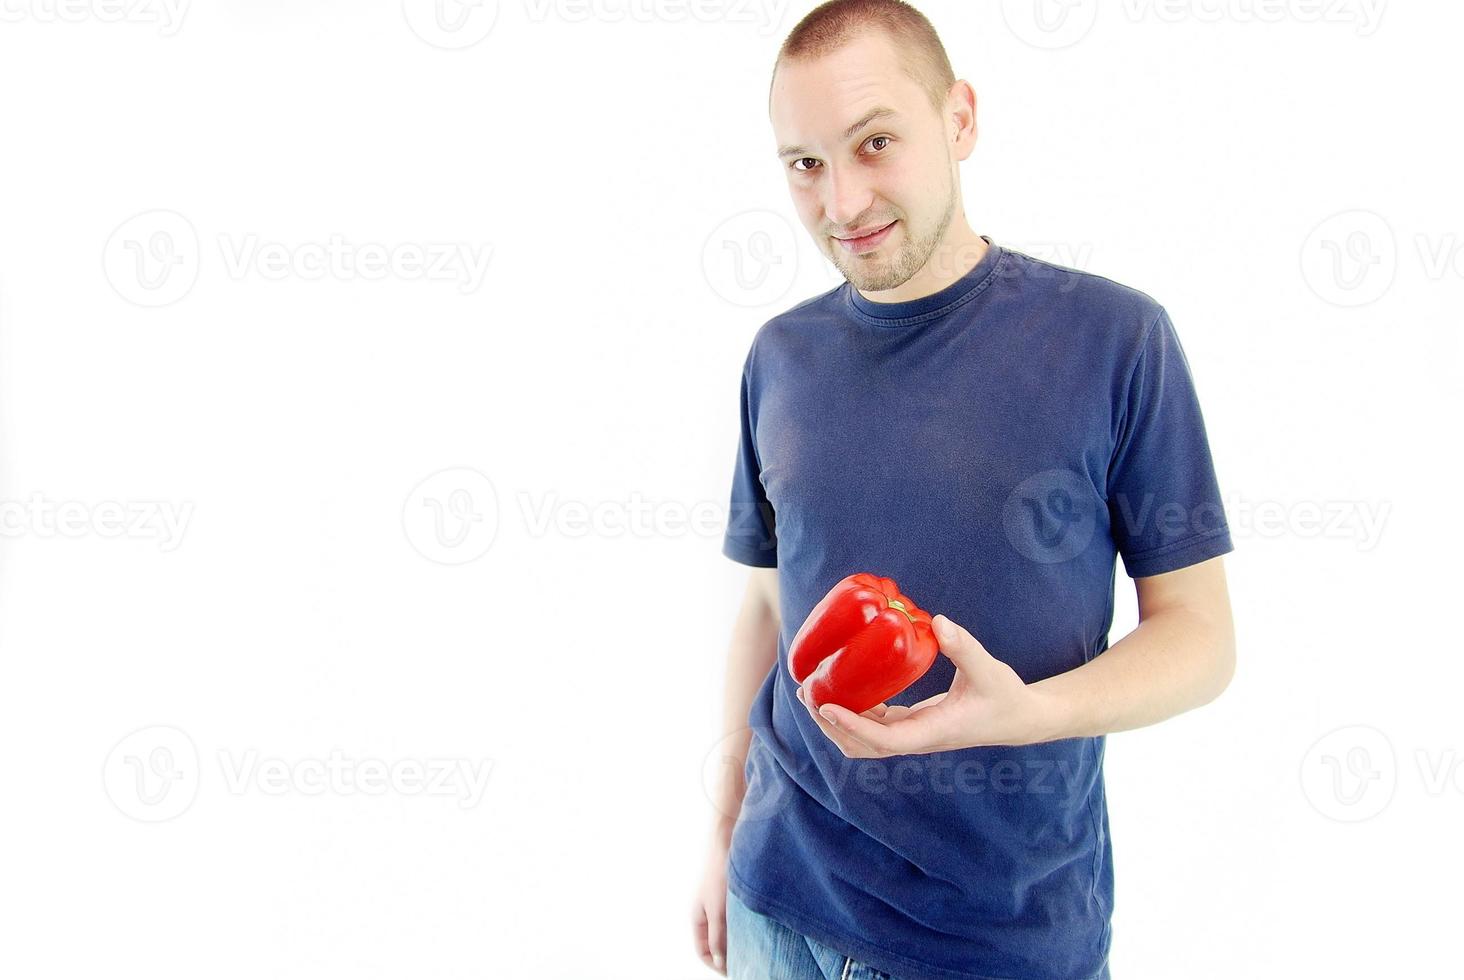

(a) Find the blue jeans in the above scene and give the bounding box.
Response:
[725,887,898,980]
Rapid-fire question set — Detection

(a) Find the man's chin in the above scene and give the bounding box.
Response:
[839,264,911,293]
[830,253,879,283]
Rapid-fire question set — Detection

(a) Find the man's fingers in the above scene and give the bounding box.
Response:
[824,694,966,755]
[691,898,726,975]
[799,689,886,719]
[798,687,879,757]
[691,901,711,965]
[934,615,1002,683]
[708,901,726,975]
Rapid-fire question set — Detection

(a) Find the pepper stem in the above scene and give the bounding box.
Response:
[887,599,916,623]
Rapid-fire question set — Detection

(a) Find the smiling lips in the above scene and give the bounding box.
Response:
[835,220,896,254]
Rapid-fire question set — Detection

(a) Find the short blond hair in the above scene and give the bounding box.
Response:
[772,0,957,114]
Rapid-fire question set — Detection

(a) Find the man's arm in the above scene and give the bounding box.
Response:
[708,567,780,846]
[692,567,779,975]
[798,555,1235,756]
[1029,555,1235,742]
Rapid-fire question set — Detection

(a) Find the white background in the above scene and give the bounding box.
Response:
[0,1,1458,978]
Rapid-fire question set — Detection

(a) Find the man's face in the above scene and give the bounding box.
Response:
[770,32,957,292]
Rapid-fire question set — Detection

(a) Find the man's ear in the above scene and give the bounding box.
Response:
[948,80,979,158]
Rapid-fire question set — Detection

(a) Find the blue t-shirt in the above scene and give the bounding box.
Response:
[721,236,1234,980]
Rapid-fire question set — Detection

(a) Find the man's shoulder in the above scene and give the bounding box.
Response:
[1000,244,1167,330]
[742,280,847,368]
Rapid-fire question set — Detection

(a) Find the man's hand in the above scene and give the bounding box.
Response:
[690,836,731,976]
[795,614,1054,757]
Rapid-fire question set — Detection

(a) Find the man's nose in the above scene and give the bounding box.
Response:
[823,165,874,231]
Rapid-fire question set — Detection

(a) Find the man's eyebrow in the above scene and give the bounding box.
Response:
[776,106,899,160]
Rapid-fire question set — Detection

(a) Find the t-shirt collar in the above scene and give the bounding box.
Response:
[845,234,1004,327]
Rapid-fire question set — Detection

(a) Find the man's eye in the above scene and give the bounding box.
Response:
[790,137,888,173]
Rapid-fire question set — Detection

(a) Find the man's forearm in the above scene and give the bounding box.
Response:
[1028,606,1236,743]
[709,585,780,845]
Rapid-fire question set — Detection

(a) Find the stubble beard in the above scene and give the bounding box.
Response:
[831,170,957,294]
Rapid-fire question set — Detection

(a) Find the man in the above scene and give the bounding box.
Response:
[690,2,1236,978]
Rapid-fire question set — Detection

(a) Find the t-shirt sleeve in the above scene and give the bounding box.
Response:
[721,354,778,567]
[1107,308,1234,578]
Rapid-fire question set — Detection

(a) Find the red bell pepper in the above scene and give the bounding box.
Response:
[788,572,940,715]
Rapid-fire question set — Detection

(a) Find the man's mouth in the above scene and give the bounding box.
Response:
[834,221,896,254]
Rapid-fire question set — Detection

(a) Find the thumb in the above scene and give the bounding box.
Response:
[933,614,991,668]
